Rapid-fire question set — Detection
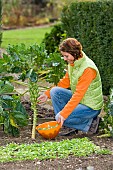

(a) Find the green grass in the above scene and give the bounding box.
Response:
[0,137,111,163]
[1,26,53,49]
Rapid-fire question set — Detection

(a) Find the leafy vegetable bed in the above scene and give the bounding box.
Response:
[0,137,110,163]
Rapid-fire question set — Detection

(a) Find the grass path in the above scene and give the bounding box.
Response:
[1,25,53,49]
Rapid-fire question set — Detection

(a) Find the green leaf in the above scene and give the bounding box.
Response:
[0,81,14,95]
[1,95,13,100]
[0,54,10,73]
[26,69,38,82]
[0,105,3,113]
[9,115,18,128]
[3,53,10,62]
[15,101,28,116]
[12,111,28,127]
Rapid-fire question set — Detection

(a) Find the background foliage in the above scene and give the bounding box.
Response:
[2,0,77,29]
[0,0,2,47]
[61,0,113,95]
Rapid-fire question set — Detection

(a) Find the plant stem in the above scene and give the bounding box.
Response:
[31,106,37,140]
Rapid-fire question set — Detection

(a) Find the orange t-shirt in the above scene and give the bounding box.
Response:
[45,67,96,119]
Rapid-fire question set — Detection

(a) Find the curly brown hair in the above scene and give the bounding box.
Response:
[59,38,83,60]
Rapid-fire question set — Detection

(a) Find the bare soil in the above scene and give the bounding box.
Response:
[0,101,113,170]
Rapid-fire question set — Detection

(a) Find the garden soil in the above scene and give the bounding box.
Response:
[0,101,113,170]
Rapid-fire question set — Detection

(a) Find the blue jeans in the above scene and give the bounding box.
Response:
[50,87,101,132]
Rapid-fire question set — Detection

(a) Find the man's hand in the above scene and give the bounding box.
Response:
[57,114,66,127]
[37,93,48,104]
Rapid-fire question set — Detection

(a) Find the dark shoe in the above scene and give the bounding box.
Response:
[59,127,78,136]
[88,116,101,134]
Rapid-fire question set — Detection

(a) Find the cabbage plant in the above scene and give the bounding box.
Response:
[0,80,28,136]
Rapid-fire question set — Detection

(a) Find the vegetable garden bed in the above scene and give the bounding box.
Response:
[0,101,113,170]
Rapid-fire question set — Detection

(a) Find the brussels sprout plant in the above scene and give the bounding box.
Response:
[0,43,47,139]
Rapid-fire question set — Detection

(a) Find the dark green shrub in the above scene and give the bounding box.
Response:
[42,23,66,54]
[0,0,2,47]
[61,0,113,95]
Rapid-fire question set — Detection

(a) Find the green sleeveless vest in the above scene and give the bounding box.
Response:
[68,51,103,110]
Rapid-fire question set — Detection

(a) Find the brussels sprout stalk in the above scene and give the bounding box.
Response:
[31,104,37,139]
[29,80,39,139]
